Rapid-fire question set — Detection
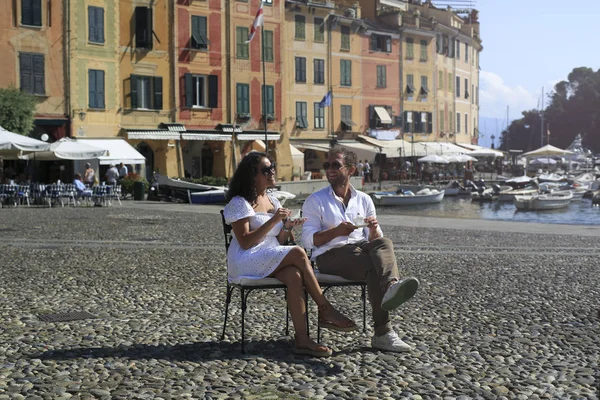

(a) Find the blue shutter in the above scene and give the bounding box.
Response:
[97,8,105,43]
[88,70,97,108]
[153,76,163,110]
[32,54,44,95]
[19,53,33,93]
[22,0,33,25]
[97,70,105,108]
[208,75,218,108]
[32,0,41,26]
[130,75,138,108]
[88,7,96,42]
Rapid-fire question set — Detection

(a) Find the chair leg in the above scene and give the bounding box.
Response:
[241,288,248,353]
[284,288,289,336]
[362,285,367,333]
[221,285,234,340]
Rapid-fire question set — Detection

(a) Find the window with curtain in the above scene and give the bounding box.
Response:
[295,15,305,40]
[340,60,351,86]
[406,38,414,59]
[376,66,386,88]
[296,102,308,128]
[314,17,324,42]
[314,103,325,129]
[236,27,249,59]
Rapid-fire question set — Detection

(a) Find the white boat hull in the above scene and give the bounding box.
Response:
[372,190,445,206]
[498,188,538,202]
[514,192,572,211]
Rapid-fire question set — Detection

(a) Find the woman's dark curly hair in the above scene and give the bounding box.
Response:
[226,151,273,204]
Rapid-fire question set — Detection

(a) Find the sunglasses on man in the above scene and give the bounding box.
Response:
[261,164,276,176]
[322,161,346,170]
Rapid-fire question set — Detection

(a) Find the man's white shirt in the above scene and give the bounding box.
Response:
[301,185,383,260]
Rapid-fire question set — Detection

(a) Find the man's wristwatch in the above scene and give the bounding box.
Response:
[283,224,293,232]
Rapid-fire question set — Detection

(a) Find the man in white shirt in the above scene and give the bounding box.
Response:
[105,164,119,185]
[118,162,128,179]
[302,146,419,352]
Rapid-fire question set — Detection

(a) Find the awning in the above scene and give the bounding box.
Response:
[161,123,186,132]
[406,83,416,93]
[338,142,380,163]
[181,131,232,141]
[421,85,430,95]
[455,143,504,157]
[423,141,467,156]
[75,138,146,165]
[292,141,331,152]
[219,124,243,133]
[357,135,429,157]
[341,118,356,128]
[237,132,281,141]
[127,130,180,140]
[374,107,392,124]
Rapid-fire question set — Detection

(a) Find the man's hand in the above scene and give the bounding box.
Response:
[364,216,379,232]
[336,221,357,237]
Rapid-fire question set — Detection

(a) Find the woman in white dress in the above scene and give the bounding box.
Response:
[224,152,356,357]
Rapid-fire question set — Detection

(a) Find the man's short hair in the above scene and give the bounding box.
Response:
[328,145,357,167]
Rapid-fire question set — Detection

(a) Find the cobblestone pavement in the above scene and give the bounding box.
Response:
[0,205,599,400]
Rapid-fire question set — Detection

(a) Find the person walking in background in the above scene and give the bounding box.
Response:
[84,163,95,187]
[357,160,364,177]
[105,164,119,185]
[223,152,357,357]
[302,146,419,353]
[118,162,128,180]
[363,160,371,183]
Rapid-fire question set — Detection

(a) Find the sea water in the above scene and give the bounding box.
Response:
[377,196,600,226]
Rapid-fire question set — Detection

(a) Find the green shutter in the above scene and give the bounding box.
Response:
[32,54,44,95]
[89,70,97,108]
[314,18,324,42]
[295,15,305,40]
[32,0,41,26]
[130,75,138,108]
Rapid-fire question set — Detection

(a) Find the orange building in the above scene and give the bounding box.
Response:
[118,0,178,179]
[0,0,68,140]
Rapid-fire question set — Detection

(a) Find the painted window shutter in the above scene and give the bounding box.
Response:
[22,0,33,25]
[267,86,274,115]
[428,113,433,133]
[135,7,146,48]
[97,70,105,108]
[184,73,193,107]
[19,53,33,93]
[130,75,138,108]
[370,35,377,50]
[153,76,163,110]
[88,7,96,42]
[89,70,97,108]
[386,37,392,52]
[32,0,42,26]
[208,75,218,108]
[32,54,44,95]
[368,105,375,128]
[146,8,153,49]
[97,8,105,43]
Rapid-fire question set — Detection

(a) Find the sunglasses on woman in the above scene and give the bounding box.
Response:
[261,164,276,176]
[323,161,346,170]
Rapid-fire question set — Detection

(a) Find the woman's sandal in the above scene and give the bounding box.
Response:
[318,304,358,333]
[294,335,332,357]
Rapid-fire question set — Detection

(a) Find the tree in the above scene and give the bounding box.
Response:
[0,87,37,135]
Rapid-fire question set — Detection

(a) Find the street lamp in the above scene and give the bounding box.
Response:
[491,134,496,149]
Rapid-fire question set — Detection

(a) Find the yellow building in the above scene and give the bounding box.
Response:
[0,0,68,139]
[227,0,288,178]
[119,0,179,179]
[283,1,363,174]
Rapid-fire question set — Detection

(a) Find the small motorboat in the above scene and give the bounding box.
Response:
[498,187,539,202]
[189,188,296,205]
[444,180,472,196]
[514,191,573,211]
[371,188,445,206]
[472,184,511,202]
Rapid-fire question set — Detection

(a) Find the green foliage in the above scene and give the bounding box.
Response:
[178,176,228,186]
[0,87,36,135]
[500,67,600,153]
[120,172,149,195]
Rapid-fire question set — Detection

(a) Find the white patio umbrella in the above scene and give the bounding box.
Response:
[0,125,49,158]
[522,144,574,157]
[445,154,478,163]
[22,137,108,160]
[418,154,449,164]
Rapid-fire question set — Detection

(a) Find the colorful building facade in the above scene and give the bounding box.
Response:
[0,0,68,140]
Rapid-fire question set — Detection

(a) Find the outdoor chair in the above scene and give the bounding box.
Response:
[16,185,30,207]
[309,252,368,343]
[61,184,77,207]
[109,185,122,206]
[92,185,109,206]
[220,210,294,353]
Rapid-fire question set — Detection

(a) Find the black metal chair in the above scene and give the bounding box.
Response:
[220,210,291,353]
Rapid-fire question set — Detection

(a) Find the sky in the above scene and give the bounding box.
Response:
[475,0,600,147]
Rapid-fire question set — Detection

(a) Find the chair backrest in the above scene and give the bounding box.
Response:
[220,210,233,251]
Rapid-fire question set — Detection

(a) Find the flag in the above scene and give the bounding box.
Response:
[246,1,264,43]
[318,91,332,108]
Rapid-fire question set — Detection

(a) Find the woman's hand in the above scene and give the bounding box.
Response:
[272,207,290,222]
[284,217,307,230]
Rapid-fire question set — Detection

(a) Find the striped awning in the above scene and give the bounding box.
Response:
[181,132,232,141]
[126,130,181,140]
[237,132,281,141]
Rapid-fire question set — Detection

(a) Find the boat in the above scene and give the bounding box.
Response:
[471,185,511,202]
[498,187,539,202]
[444,180,472,196]
[371,188,444,206]
[514,191,573,211]
[504,175,536,189]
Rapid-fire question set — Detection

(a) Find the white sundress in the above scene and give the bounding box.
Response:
[223,195,294,282]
